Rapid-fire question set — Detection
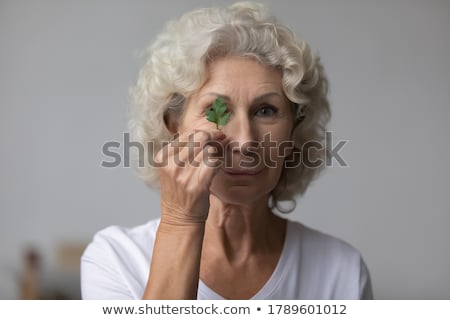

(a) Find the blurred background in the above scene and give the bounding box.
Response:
[0,0,449,299]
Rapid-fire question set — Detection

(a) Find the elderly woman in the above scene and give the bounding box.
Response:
[81,2,372,299]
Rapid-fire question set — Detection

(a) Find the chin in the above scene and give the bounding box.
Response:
[209,169,281,207]
[210,184,271,207]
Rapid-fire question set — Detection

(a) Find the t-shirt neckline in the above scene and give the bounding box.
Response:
[198,220,295,300]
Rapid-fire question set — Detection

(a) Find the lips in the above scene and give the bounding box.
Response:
[222,168,262,176]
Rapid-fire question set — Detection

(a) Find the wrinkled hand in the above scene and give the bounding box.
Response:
[156,130,227,227]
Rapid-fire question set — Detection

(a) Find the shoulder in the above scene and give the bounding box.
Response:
[287,220,361,262]
[82,218,160,266]
[86,219,159,252]
[80,219,159,299]
[285,220,373,299]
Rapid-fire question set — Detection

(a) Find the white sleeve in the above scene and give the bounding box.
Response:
[359,256,373,299]
[81,233,135,300]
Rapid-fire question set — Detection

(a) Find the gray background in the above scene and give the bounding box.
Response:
[1,0,449,299]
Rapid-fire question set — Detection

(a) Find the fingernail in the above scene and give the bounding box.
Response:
[214,132,226,141]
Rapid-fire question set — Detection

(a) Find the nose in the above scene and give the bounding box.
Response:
[223,110,258,155]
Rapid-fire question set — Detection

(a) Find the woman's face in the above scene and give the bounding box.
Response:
[179,57,294,206]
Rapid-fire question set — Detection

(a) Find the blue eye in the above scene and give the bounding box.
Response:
[255,105,278,117]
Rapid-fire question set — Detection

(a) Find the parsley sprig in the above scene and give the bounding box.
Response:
[206,97,231,130]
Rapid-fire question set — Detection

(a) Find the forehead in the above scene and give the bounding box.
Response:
[199,57,283,94]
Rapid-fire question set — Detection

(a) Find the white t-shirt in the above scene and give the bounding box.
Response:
[81,219,373,299]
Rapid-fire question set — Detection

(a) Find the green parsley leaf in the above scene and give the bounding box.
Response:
[206,97,230,129]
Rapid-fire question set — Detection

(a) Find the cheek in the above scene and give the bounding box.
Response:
[261,131,293,163]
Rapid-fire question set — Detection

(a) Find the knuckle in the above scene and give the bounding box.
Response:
[195,130,211,142]
[155,148,163,163]
[174,174,186,186]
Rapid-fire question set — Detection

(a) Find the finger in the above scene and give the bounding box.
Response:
[175,130,228,166]
[154,132,181,164]
[192,144,224,189]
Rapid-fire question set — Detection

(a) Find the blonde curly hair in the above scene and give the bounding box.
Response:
[129,1,330,212]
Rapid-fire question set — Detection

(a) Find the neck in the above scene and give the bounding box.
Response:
[203,193,286,264]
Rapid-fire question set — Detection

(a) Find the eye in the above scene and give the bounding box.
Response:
[254,105,278,117]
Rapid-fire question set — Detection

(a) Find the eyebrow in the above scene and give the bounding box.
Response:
[200,91,284,102]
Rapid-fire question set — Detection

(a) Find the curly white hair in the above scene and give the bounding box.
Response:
[129,2,330,212]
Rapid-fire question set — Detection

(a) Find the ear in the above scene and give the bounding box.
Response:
[288,106,306,155]
[283,140,295,159]
[286,127,300,159]
[163,111,179,134]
